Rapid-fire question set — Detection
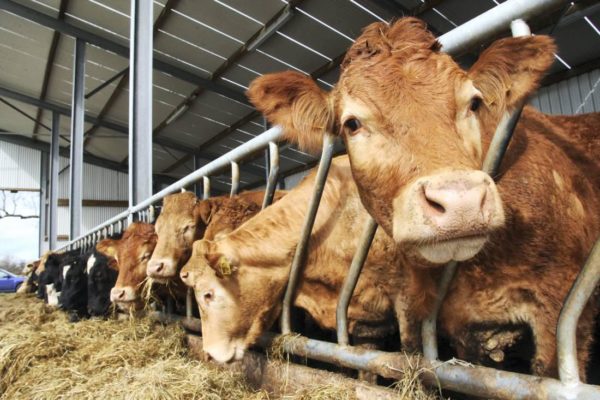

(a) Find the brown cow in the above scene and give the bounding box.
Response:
[247,18,600,379]
[96,222,157,311]
[147,190,286,282]
[180,157,409,363]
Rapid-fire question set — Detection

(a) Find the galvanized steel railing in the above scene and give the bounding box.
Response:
[58,0,600,398]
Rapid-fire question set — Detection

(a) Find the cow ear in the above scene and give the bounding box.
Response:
[193,239,237,279]
[468,35,556,112]
[96,239,118,261]
[194,198,217,225]
[247,71,334,154]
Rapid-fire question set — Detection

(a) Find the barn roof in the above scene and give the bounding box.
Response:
[0,0,599,193]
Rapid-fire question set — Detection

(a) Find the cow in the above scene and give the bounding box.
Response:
[147,190,285,282]
[36,250,79,304]
[59,252,88,320]
[86,247,119,317]
[96,222,157,311]
[246,18,600,379]
[16,260,39,294]
[180,157,408,363]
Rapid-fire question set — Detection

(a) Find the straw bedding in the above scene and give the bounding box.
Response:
[0,294,437,399]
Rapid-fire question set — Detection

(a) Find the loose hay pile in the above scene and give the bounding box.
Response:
[0,294,265,400]
[0,294,438,399]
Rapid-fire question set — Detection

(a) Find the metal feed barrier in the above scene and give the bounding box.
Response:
[55,0,600,398]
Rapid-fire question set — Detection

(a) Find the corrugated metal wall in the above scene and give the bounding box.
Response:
[531,68,600,114]
[0,141,41,190]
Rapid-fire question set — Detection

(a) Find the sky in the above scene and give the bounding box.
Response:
[0,191,39,262]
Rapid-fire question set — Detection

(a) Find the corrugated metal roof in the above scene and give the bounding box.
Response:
[1,0,599,193]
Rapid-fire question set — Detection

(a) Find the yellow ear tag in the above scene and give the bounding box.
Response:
[217,255,232,276]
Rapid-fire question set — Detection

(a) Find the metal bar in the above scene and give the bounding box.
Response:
[186,288,193,319]
[39,151,48,257]
[59,126,284,250]
[203,176,210,200]
[85,68,127,99]
[336,217,378,346]
[256,332,600,400]
[230,161,239,197]
[128,0,153,207]
[421,260,458,360]
[422,17,534,361]
[193,155,200,197]
[69,38,85,241]
[437,0,565,54]
[557,238,600,384]
[281,133,336,334]
[262,142,279,209]
[0,0,248,105]
[0,98,51,132]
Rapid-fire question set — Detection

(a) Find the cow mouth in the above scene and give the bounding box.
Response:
[416,234,488,265]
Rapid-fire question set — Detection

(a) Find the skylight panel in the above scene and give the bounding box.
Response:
[171,9,244,44]
[88,0,129,19]
[554,53,571,70]
[157,29,227,60]
[584,16,600,37]
[153,49,212,75]
[276,32,332,60]
[219,77,249,90]
[350,0,387,23]
[256,49,308,74]
[213,0,264,26]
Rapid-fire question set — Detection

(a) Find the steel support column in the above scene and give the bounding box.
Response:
[128,0,153,207]
[69,38,85,240]
[38,152,48,256]
[49,112,60,250]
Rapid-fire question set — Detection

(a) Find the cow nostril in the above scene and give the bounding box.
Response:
[156,262,164,273]
[181,271,189,279]
[422,186,446,214]
[117,290,125,299]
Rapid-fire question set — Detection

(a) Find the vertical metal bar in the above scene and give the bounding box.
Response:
[49,111,59,251]
[128,0,153,208]
[262,141,280,209]
[186,288,193,318]
[230,161,239,197]
[193,155,201,197]
[39,151,48,257]
[148,205,155,224]
[421,19,531,361]
[281,133,336,334]
[69,38,86,241]
[557,238,600,384]
[336,217,378,345]
[203,176,210,200]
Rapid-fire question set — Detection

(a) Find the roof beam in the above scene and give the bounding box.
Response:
[31,0,69,138]
[124,0,305,168]
[83,0,181,150]
[0,0,248,105]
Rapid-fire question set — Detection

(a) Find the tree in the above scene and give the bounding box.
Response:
[0,190,39,220]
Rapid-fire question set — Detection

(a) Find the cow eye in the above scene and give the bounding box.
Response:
[343,118,362,134]
[470,96,482,112]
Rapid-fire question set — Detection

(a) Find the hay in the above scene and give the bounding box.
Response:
[0,294,265,400]
[0,295,441,399]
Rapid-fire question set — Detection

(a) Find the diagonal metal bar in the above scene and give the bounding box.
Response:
[0,98,52,132]
[0,0,247,104]
[32,0,68,138]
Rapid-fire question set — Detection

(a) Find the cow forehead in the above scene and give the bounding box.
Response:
[62,265,71,279]
[86,254,97,274]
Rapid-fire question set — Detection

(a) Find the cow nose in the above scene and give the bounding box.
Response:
[110,288,125,302]
[180,271,189,280]
[418,171,496,233]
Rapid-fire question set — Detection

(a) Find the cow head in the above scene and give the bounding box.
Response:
[180,239,287,363]
[96,222,157,310]
[86,249,119,316]
[59,254,87,314]
[147,192,213,282]
[248,18,556,266]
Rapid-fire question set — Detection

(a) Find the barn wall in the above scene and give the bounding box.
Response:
[531,68,600,114]
[0,141,41,190]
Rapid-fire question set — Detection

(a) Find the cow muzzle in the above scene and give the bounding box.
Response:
[110,286,137,303]
[204,339,246,363]
[394,170,504,264]
[147,258,177,283]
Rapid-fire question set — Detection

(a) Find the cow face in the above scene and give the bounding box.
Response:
[248,18,556,266]
[180,239,286,363]
[59,254,87,314]
[147,192,208,282]
[96,223,157,311]
[87,250,119,316]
